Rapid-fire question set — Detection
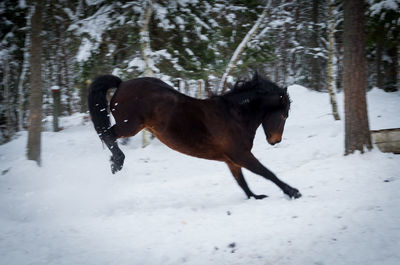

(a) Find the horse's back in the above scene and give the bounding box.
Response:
[111,77,182,115]
[118,77,181,98]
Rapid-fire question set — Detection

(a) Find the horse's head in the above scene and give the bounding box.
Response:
[261,87,290,145]
[222,73,291,146]
[250,74,290,146]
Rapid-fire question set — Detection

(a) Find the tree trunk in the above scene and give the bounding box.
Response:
[274,60,280,84]
[80,80,89,113]
[53,28,62,130]
[3,57,12,141]
[204,80,213,97]
[27,1,43,165]
[140,0,154,78]
[310,0,321,91]
[218,0,271,93]
[61,42,72,115]
[17,8,32,131]
[52,87,60,132]
[376,41,383,89]
[386,46,398,92]
[197,80,203,99]
[343,0,372,155]
[327,0,340,120]
[291,0,300,79]
[398,45,400,91]
[280,23,288,87]
[140,0,153,148]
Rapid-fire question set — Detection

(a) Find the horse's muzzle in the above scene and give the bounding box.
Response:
[267,134,282,145]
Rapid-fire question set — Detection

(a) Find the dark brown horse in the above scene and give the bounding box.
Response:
[88,73,301,199]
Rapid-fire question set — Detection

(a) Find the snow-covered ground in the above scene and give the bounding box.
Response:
[0,86,399,265]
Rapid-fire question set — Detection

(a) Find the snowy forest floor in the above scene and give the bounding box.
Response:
[0,85,399,265]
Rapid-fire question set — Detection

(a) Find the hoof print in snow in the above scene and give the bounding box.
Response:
[2,168,10,175]
[228,242,236,253]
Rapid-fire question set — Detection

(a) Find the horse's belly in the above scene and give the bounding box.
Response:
[149,129,224,161]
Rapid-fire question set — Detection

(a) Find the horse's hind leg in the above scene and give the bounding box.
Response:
[231,153,301,199]
[101,129,125,174]
[107,119,144,173]
[226,162,268,200]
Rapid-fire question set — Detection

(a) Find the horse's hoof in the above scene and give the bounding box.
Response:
[252,194,268,200]
[111,163,121,174]
[110,154,124,174]
[286,188,302,199]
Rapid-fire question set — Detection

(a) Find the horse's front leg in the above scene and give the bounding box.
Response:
[231,153,301,199]
[226,162,268,200]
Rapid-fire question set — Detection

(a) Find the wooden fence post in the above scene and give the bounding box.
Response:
[51,86,61,132]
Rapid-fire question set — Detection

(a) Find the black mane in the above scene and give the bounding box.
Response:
[229,74,283,95]
[219,73,290,113]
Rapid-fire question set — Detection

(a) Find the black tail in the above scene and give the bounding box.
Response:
[88,75,121,142]
[88,75,125,173]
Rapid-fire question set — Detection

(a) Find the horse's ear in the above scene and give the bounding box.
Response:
[252,71,259,82]
[284,87,288,94]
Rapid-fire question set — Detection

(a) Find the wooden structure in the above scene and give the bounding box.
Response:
[371,128,400,154]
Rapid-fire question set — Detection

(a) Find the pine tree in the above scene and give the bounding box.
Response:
[367,0,400,92]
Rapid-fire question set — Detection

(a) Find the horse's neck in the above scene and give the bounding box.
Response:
[230,102,265,137]
[246,111,265,137]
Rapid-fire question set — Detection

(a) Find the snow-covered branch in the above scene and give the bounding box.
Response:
[218,0,272,93]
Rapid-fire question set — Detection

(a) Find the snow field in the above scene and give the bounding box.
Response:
[0,85,399,265]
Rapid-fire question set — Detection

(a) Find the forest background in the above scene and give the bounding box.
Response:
[0,0,399,144]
